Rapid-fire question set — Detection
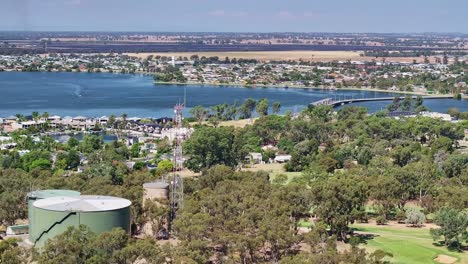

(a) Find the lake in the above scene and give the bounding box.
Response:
[51,132,117,144]
[0,72,466,117]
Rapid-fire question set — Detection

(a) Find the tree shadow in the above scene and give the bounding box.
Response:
[355,233,378,245]
[432,240,467,253]
[348,229,379,246]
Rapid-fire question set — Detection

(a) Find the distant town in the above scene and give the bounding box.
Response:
[1,51,467,96]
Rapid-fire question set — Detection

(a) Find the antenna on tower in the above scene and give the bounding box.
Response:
[168,99,185,233]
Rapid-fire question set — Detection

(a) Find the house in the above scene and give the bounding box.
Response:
[274,155,292,163]
[246,152,263,164]
[11,120,46,131]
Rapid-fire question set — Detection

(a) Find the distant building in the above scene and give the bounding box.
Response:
[246,152,263,164]
[274,155,292,163]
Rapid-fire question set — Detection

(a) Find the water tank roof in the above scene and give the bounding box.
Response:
[33,195,131,212]
[143,181,169,189]
[28,189,81,199]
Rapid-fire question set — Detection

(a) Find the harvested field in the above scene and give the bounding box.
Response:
[124,51,446,64]
[124,51,364,62]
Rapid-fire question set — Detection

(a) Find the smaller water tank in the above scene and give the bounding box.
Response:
[142,181,170,237]
[143,181,169,202]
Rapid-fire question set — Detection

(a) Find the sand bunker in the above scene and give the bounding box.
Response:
[434,254,457,264]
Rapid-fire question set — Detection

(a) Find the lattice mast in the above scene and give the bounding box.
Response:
[169,101,185,229]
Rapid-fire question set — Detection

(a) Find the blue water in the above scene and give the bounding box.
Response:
[0,72,466,117]
[52,132,117,144]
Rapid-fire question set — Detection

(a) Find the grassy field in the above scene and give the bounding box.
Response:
[240,163,302,183]
[351,223,467,264]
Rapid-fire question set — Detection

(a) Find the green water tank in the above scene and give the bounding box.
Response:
[31,195,131,247]
[27,189,80,241]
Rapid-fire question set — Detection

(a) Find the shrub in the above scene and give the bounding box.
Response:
[405,209,426,227]
[375,216,387,225]
[395,210,406,223]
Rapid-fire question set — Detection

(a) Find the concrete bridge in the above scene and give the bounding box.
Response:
[311,95,454,108]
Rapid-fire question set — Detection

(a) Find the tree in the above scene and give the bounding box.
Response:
[308,105,333,122]
[189,105,208,124]
[0,238,30,264]
[414,95,424,108]
[400,95,412,111]
[447,107,460,119]
[79,134,103,153]
[256,98,269,116]
[211,103,228,121]
[38,225,96,264]
[0,170,31,226]
[130,143,141,158]
[32,111,39,122]
[272,101,281,114]
[430,208,468,249]
[239,98,257,119]
[67,137,79,149]
[120,113,128,129]
[108,114,116,128]
[38,225,167,263]
[311,175,368,241]
[42,112,49,120]
[431,136,453,154]
[441,154,468,178]
[405,209,426,227]
[387,97,400,112]
[184,126,241,172]
[369,175,403,220]
[157,159,173,173]
[174,171,299,263]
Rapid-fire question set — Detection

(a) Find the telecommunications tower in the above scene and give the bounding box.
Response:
[168,95,185,230]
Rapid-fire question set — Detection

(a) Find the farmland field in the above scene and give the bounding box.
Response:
[124,51,364,61]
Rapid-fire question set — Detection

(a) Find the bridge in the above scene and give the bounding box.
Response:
[311,95,453,108]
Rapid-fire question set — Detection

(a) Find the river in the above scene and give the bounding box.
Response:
[0,72,466,117]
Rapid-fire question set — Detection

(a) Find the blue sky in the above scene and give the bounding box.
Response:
[1,0,467,32]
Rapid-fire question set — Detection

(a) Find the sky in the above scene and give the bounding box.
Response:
[1,0,467,33]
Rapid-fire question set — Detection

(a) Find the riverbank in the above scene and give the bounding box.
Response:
[0,70,449,97]
[154,81,435,96]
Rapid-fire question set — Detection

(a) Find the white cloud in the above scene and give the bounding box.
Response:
[303,11,320,18]
[278,11,294,18]
[208,10,226,17]
[65,0,83,5]
[232,11,248,17]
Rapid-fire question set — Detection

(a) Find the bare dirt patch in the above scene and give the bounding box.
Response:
[358,220,438,230]
[241,163,285,174]
[434,254,458,264]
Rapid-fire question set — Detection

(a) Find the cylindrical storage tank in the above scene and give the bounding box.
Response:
[27,190,80,241]
[142,181,169,237]
[143,181,169,203]
[30,195,131,247]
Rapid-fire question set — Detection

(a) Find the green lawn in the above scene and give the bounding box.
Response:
[269,171,303,184]
[351,224,467,264]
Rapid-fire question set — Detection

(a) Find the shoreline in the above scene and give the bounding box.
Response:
[0,70,455,97]
[153,81,434,96]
